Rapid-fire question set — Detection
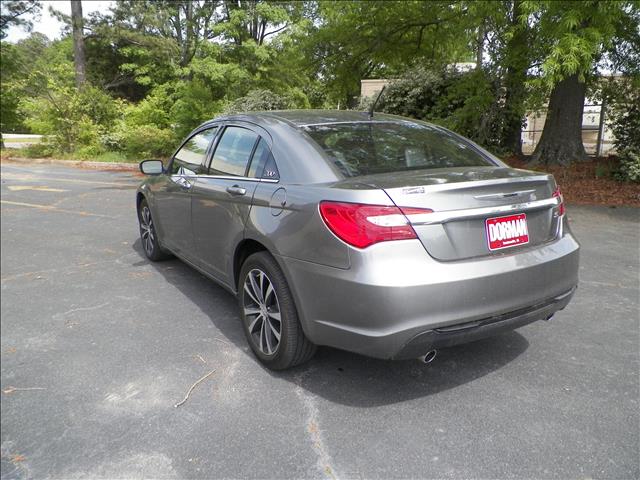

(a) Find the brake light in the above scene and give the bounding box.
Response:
[552,186,565,216]
[319,201,432,248]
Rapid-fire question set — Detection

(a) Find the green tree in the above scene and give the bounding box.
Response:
[0,0,41,39]
[0,32,50,133]
[467,0,536,155]
[217,0,301,46]
[523,0,640,166]
[306,1,471,107]
[70,0,86,87]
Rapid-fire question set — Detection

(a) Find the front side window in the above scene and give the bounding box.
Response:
[172,127,218,174]
[303,122,495,178]
[210,127,259,176]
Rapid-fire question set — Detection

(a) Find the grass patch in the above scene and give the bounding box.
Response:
[89,151,138,163]
[1,145,141,163]
[55,150,138,163]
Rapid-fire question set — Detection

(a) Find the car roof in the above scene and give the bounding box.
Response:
[209,109,410,128]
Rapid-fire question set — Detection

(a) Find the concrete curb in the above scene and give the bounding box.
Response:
[1,156,140,172]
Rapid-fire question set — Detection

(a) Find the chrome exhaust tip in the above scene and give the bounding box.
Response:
[419,350,437,364]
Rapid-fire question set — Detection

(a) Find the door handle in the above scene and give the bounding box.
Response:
[176,177,192,189]
[226,185,247,196]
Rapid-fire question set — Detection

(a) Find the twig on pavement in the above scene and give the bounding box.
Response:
[174,369,216,408]
[2,386,46,395]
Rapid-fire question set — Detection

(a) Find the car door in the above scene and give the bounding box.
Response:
[191,125,269,285]
[153,126,218,258]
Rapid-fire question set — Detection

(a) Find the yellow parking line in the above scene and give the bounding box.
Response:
[0,173,136,187]
[0,200,113,218]
[7,186,68,193]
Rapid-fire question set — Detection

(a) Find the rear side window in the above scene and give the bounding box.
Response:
[248,138,280,180]
[210,126,259,176]
[304,122,494,178]
[172,127,218,174]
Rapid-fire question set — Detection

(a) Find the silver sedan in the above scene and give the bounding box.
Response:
[136,110,579,370]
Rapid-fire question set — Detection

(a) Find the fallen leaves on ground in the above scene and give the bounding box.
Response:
[505,157,640,207]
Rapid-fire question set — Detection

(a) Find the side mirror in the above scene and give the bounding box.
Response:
[140,159,164,175]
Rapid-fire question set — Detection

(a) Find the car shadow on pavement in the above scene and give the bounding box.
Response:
[133,240,530,407]
[278,332,529,407]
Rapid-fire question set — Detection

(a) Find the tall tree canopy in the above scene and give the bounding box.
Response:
[0,0,638,169]
[0,0,41,39]
[523,0,640,166]
[305,0,471,106]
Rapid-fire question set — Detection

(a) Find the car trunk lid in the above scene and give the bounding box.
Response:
[359,167,562,261]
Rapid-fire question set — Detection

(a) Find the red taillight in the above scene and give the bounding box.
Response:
[553,186,565,216]
[319,201,432,249]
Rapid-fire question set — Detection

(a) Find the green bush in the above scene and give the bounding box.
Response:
[601,78,640,152]
[168,80,226,139]
[117,124,176,159]
[224,89,297,114]
[20,84,123,156]
[364,67,451,119]
[599,77,640,182]
[123,84,173,129]
[614,148,640,183]
[20,142,54,158]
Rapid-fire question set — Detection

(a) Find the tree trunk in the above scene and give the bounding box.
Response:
[530,74,588,166]
[475,22,484,70]
[502,0,528,156]
[70,0,86,88]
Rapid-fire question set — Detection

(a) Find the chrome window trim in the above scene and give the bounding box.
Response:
[405,197,560,225]
[196,174,279,184]
[169,125,221,174]
[208,125,260,178]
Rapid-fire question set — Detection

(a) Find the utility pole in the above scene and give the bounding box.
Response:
[70,0,86,88]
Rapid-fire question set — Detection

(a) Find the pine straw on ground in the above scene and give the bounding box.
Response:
[505,156,640,208]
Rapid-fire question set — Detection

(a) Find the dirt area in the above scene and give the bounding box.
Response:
[0,153,142,176]
[505,156,640,207]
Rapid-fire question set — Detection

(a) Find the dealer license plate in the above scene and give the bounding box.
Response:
[485,213,529,251]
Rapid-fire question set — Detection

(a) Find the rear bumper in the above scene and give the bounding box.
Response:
[277,233,580,359]
[393,286,575,359]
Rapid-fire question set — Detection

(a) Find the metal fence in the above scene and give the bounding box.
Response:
[521,102,615,157]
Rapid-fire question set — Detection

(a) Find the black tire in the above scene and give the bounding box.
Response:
[138,199,171,262]
[238,251,316,370]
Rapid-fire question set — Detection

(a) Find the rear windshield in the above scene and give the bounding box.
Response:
[303,122,494,177]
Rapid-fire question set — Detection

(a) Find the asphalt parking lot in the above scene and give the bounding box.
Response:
[1,161,638,479]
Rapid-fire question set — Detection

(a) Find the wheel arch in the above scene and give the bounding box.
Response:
[233,239,269,291]
[136,191,146,214]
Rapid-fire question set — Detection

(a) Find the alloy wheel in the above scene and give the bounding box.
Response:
[243,268,282,355]
[140,206,155,256]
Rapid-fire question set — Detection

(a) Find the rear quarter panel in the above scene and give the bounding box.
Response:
[244,183,395,270]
